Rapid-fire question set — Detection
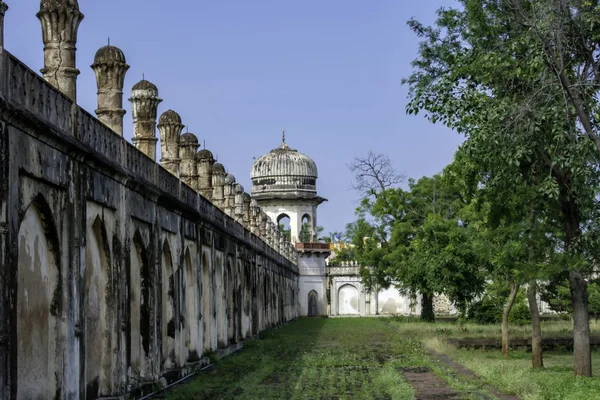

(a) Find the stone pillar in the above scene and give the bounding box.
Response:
[130,80,162,160]
[37,0,84,102]
[279,233,286,255]
[180,133,199,189]
[0,2,8,49]
[211,163,226,209]
[197,149,214,199]
[234,184,245,224]
[157,110,184,175]
[91,45,129,135]
[223,174,236,218]
[259,212,268,239]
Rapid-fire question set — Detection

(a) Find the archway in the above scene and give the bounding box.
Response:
[299,214,313,242]
[161,242,175,370]
[130,230,151,377]
[226,260,234,344]
[338,284,359,315]
[84,216,111,397]
[17,199,60,399]
[214,256,226,348]
[277,213,291,242]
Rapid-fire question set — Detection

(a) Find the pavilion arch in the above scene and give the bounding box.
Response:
[300,213,313,242]
[201,251,211,351]
[84,215,112,398]
[184,247,200,361]
[337,284,359,315]
[16,195,61,399]
[160,240,175,370]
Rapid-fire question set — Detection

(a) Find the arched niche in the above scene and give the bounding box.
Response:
[184,248,200,361]
[84,216,111,398]
[214,256,226,348]
[338,284,359,315]
[130,230,151,377]
[161,241,175,370]
[201,251,211,352]
[226,260,235,344]
[17,196,61,399]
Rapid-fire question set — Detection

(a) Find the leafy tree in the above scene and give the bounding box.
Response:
[404,0,600,376]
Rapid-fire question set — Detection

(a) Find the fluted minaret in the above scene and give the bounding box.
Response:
[211,162,226,208]
[91,45,129,135]
[242,193,251,228]
[0,2,8,49]
[259,212,268,239]
[223,174,236,218]
[197,149,215,200]
[157,110,184,175]
[37,0,84,102]
[130,79,162,160]
[250,200,260,235]
[180,133,199,189]
[234,184,245,223]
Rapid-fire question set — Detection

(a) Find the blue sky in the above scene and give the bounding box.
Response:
[4,0,463,236]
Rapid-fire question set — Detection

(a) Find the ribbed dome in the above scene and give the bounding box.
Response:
[132,79,158,92]
[251,137,320,200]
[93,45,126,64]
[180,132,198,144]
[159,109,182,125]
[212,162,225,173]
[197,149,214,161]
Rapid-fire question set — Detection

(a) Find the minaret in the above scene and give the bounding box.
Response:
[91,44,130,135]
[157,110,184,175]
[211,163,226,209]
[37,0,85,102]
[180,133,199,189]
[197,149,215,200]
[250,199,260,235]
[223,174,236,218]
[0,2,8,49]
[130,79,162,160]
[242,193,251,228]
[234,184,245,223]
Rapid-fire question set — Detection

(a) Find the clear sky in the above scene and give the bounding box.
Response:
[4,0,463,236]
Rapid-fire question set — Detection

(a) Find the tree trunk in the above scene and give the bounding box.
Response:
[421,293,435,322]
[502,281,519,358]
[527,280,543,368]
[569,270,592,376]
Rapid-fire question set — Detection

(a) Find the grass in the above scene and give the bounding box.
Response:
[166,318,489,399]
[390,318,600,400]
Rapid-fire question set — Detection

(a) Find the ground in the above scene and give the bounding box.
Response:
[166,318,516,399]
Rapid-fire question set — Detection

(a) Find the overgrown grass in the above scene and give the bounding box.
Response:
[391,318,600,400]
[389,315,600,340]
[166,318,492,399]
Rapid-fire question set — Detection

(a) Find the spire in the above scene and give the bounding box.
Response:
[282,128,286,144]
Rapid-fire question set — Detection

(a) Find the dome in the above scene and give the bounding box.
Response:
[224,173,236,185]
[251,134,323,201]
[159,109,182,125]
[132,79,157,92]
[212,162,225,173]
[93,45,126,65]
[197,149,214,161]
[180,132,198,144]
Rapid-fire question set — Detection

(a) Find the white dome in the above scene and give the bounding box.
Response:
[251,137,320,200]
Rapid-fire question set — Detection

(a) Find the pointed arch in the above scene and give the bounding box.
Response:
[130,229,151,377]
[16,196,61,398]
[184,247,199,361]
[160,240,175,370]
[201,251,211,351]
[338,284,359,315]
[226,259,235,344]
[84,215,112,397]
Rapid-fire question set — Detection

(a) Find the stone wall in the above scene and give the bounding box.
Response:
[0,50,299,399]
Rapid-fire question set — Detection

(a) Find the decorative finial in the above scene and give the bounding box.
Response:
[108,37,110,46]
[282,129,286,144]
[142,73,145,81]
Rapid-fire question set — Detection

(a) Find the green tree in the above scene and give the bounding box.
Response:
[404,0,600,376]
